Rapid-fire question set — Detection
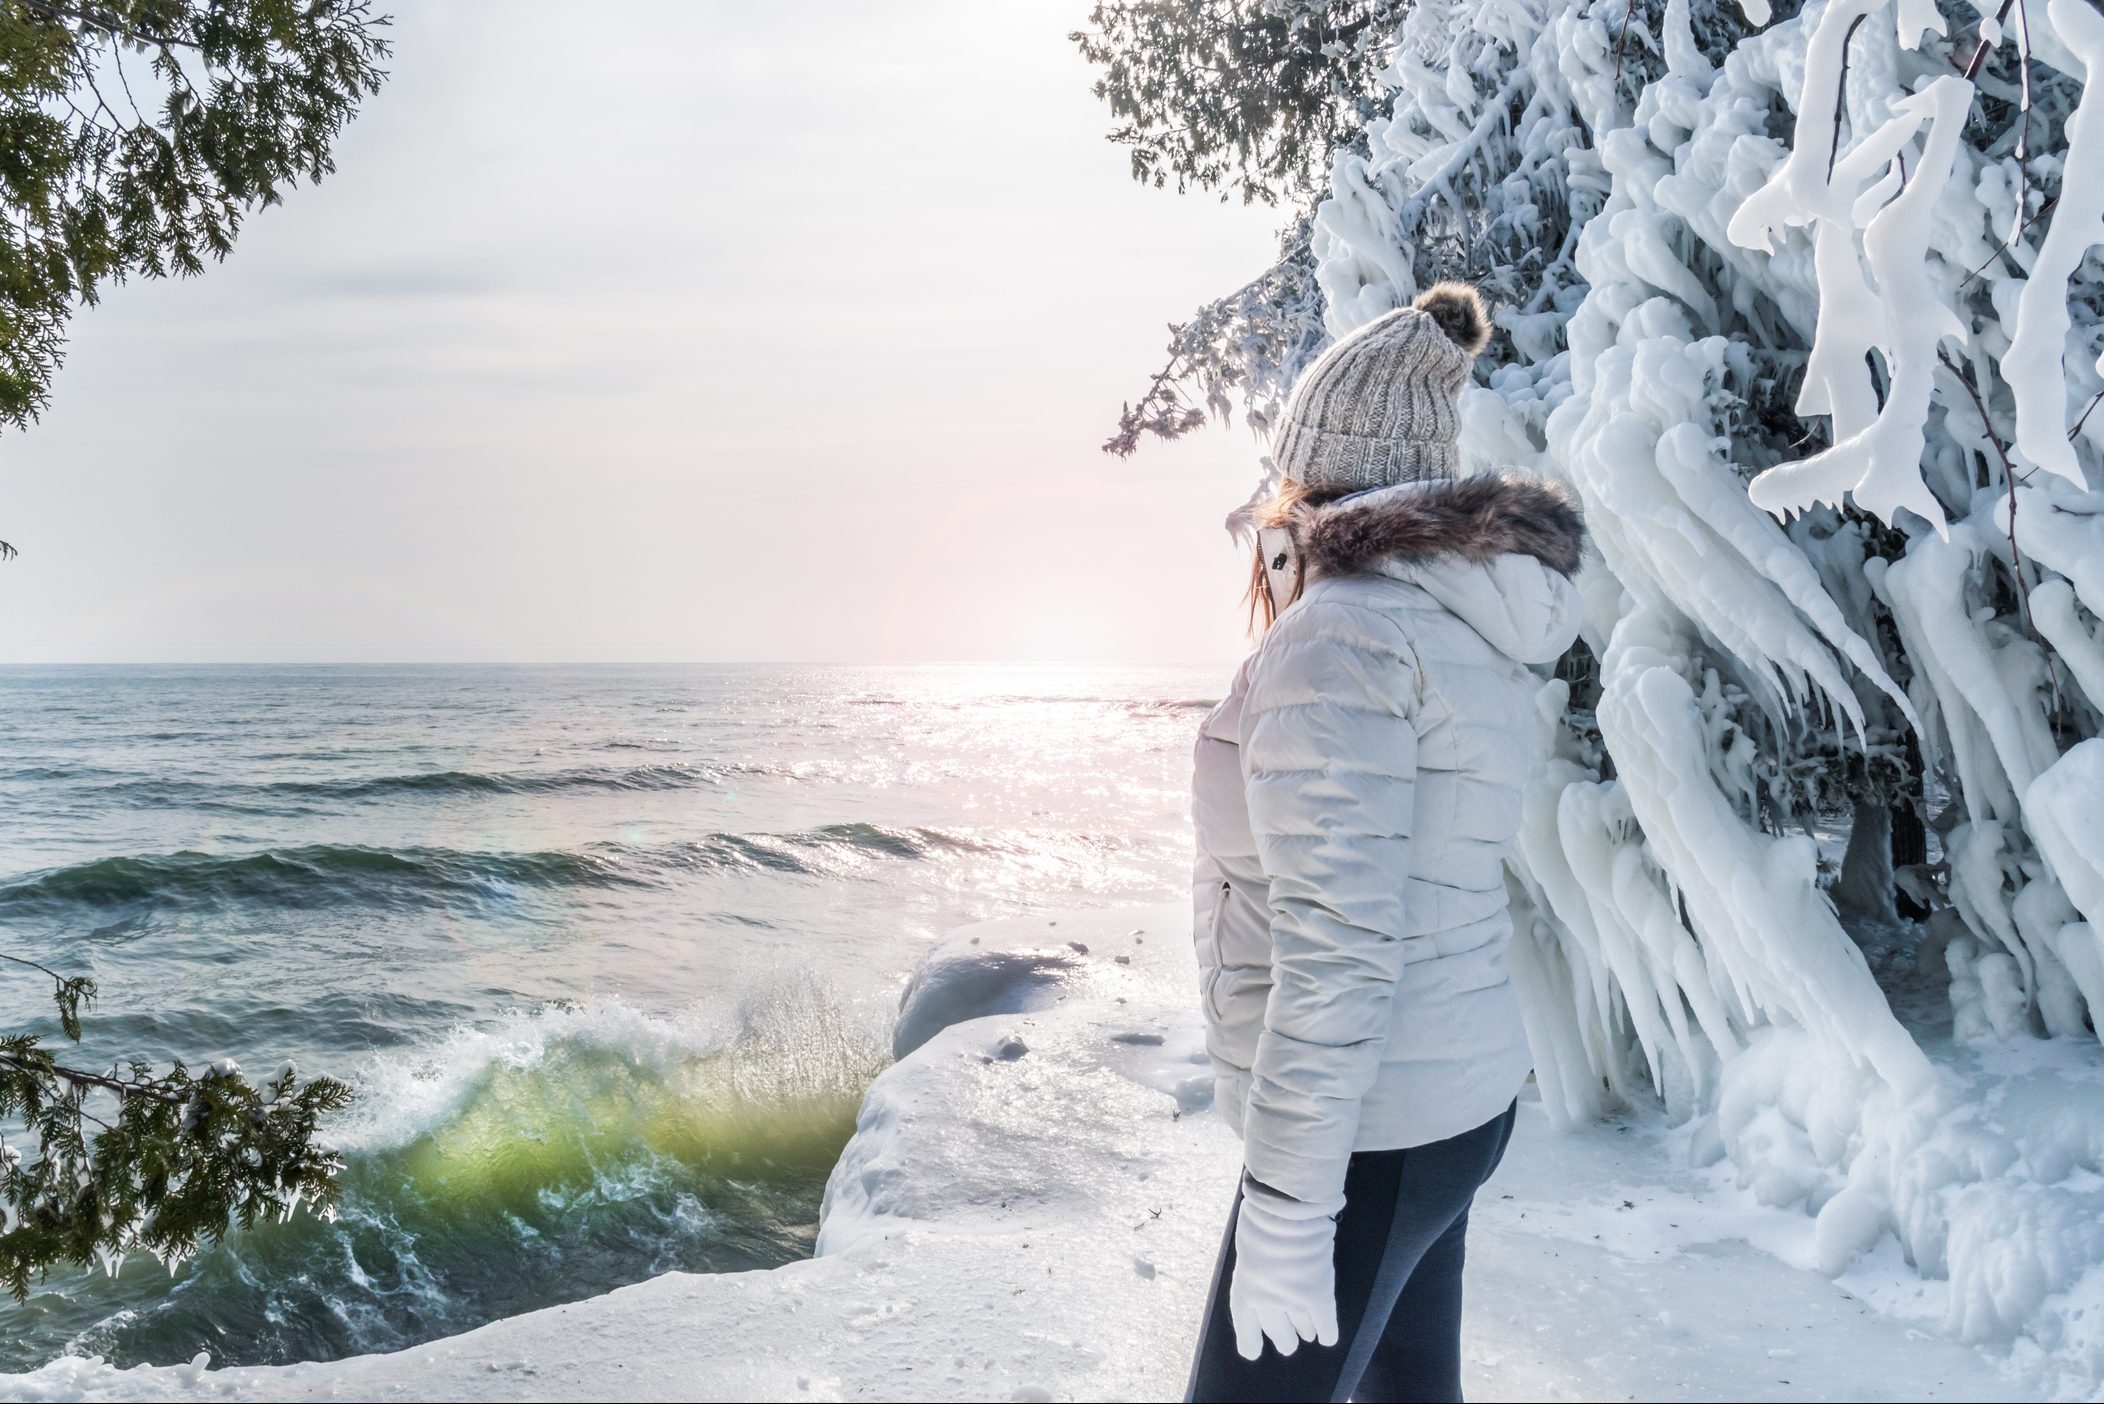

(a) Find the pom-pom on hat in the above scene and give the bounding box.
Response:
[1270,282,1490,491]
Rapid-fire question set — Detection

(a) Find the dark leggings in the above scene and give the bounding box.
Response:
[1186,1102,1517,1404]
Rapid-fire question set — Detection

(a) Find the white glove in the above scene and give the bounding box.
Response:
[1228,1176,1342,1360]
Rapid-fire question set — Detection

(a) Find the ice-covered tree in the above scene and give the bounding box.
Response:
[1089,0,2104,1369]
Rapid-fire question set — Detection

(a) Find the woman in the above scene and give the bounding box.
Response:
[1187,283,1585,1403]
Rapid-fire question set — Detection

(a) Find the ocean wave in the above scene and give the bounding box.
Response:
[89,762,764,808]
[1123,697,1220,713]
[0,824,995,914]
[791,822,984,858]
[656,823,988,878]
[940,693,1220,713]
[274,763,730,798]
[0,844,652,914]
[0,763,128,783]
[24,992,887,1372]
[337,985,885,1163]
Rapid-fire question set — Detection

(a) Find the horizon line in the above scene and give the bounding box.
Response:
[0,657,1245,669]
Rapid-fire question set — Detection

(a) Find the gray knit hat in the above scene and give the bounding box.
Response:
[1271,283,1491,490]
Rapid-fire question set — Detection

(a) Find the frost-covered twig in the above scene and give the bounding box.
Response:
[1102,213,1326,455]
[1964,0,2019,79]
[1103,353,1208,457]
[2012,0,2035,248]
[1955,196,2056,290]
[1938,347,2039,641]
[1998,0,2104,490]
[2071,387,2104,441]
[1827,13,1872,182]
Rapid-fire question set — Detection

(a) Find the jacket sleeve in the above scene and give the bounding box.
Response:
[1237,600,1422,1209]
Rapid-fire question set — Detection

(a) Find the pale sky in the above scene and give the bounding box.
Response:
[0,1,1284,665]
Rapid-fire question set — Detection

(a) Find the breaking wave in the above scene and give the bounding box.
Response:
[31,989,888,1371]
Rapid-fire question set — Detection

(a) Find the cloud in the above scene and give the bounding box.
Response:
[299,262,506,302]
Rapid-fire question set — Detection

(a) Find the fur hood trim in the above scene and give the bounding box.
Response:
[1288,473,1585,580]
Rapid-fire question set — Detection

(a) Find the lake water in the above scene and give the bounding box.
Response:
[0,662,1221,1369]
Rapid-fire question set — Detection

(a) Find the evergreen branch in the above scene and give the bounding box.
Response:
[0,1049,186,1104]
[1,1017,353,1300]
[16,0,200,50]
[0,951,77,987]
[1,950,95,1040]
[0,0,392,432]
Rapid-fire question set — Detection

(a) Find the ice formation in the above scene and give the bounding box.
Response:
[1188,0,2104,1384]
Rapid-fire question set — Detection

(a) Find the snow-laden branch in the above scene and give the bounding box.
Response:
[2002,0,2104,489]
[1727,0,1974,530]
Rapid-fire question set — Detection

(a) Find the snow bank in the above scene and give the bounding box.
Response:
[0,902,2043,1403]
[0,904,1235,1403]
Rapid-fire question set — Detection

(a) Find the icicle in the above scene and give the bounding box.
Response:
[1599,612,1937,1099]
[2027,740,2104,926]
[2030,579,2104,711]
[2001,0,2104,490]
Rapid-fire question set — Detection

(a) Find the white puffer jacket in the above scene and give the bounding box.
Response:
[1194,473,1585,1207]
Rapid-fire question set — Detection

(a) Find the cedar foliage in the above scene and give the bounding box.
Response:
[1070,1,1404,209]
[0,950,352,1301]
[1072,2,1404,455]
[0,0,391,430]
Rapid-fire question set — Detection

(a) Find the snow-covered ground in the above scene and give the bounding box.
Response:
[0,903,2049,1402]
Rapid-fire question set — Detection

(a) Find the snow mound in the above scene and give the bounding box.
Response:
[889,936,1080,1061]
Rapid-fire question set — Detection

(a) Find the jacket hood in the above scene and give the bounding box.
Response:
[1289,473,1584,579]
[1281,473,1586,665]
